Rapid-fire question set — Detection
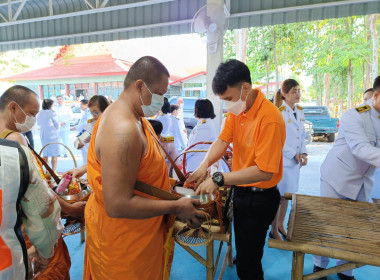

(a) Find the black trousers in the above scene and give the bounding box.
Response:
[233,186,280,280]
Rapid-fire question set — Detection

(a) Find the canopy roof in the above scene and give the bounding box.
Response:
[0,0,379,51]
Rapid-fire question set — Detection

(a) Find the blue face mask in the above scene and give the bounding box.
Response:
[140,82,165,117]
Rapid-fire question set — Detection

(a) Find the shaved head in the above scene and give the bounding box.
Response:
[0,85,37,111]
[123,56,170,89]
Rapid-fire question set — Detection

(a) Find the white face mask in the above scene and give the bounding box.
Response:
[224,86,246,116]
[13,103,37,133]
[140,82,165,117]
[179,103,184,109]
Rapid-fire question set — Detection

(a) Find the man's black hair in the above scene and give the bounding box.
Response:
[42,99,54,110]
[148,119,163,136]
[373,77,380,91]
[212,59,252,95]
[161,97,171,114]
[0,85,37,111]
[170,104,179,113]
[194,99,216,119]
[80,99,89,105]
[124,56,170,89]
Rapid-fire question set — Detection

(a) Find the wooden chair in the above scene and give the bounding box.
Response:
[268,193,380,280]
[173,221,233,280]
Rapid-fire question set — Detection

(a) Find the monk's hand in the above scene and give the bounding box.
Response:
[194,177,218,195]
[30,249,49,278]
[175,198,205,229]
[186,163,208,189]
[64,201,86,217]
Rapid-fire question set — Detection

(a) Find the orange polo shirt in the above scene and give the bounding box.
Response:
[219,89,285,188]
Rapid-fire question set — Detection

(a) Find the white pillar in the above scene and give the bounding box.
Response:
[206,0,225,132]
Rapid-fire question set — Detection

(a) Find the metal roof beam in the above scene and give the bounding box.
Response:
[0,0,21,8]
[231,0,380,19]
[0,11,7,22]
[0,0,175,26]
[12,0,26,21]
[84,0,95,9]
[7,0,11,21]
[100,0,108,8]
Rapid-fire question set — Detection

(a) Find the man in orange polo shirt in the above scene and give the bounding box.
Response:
[189,59,286,280]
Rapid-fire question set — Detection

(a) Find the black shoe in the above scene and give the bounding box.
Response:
[278,228,287,239]
[313,265,327,280]
[337,273,356,280]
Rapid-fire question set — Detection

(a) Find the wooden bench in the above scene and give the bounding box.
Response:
[268,193,380,280]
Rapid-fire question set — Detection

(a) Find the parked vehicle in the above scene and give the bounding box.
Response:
[169,97,198,131]
[304,120,314,145]
[303,106,339,142]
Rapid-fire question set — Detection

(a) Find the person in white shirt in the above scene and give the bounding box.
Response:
[185,99,218,174]
[156,98,185,171]
[177,97,188,146]
[270,79,307,241]
[55,95,72,157]
[312,77,380,280]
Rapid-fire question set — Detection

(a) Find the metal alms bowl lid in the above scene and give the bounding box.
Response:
[182,192,215,204]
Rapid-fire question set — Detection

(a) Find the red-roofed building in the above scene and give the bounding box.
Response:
[1,54,183,101]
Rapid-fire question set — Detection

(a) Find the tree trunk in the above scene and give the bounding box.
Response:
[365,16,372,89]
[323,73,331,106]
[265,60,270,95]
[369,14,378,80]
[234,28,248,63]
[347,60,354,109]
[273,29,279,92]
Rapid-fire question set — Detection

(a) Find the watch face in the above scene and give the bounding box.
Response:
[213,172,223,186]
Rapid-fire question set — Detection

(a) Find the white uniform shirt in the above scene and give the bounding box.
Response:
[320,99,380,200]
[55,105,72,132]
[185,118,217,173]
[156,114,185,152]
[277,102,307,195]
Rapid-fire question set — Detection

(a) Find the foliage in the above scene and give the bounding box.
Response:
[224,15,379,109]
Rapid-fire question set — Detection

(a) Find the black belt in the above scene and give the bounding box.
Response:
[233,185,278,193]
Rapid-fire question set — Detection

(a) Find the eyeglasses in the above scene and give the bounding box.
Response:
[90,110,101,116]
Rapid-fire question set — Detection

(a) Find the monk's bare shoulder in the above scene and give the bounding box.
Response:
[6,131,28,146]
[96,107,144,166]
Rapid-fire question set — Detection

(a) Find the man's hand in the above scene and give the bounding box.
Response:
[194,177,218,195]
[186,163,208,189]
[174,198,205,228]
[294,153,300,164]
[62,166,87,179]
[63,201,86,217]
[299,153,308,168]
[60,122,65,126]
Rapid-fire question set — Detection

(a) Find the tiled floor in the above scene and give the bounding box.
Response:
[31,131,380,279]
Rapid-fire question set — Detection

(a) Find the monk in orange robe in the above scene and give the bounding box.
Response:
[83,56,204,280]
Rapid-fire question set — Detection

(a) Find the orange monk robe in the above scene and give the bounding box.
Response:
[83,117,171,280]
[24,235,71,280]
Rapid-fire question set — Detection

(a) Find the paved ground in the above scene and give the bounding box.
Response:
[29,129,380,279]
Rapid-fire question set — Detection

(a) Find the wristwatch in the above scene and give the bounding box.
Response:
[212,172,224,187]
